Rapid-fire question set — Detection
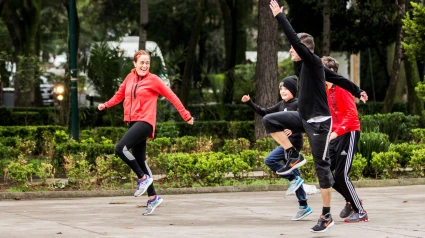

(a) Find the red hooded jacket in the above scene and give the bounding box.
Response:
[104,71,192,138]
[326,84,360,136]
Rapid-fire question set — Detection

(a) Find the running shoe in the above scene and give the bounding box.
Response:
[340,202,354,218]
[311,213,334,233]
[344,211,368,223]
[286,176,304,195]
[143,195,164,215]
[276,154,306,175]
[134,175,153,197]
[291,206,313,221]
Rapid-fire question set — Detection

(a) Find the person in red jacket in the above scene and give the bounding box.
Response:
[98,50,194,216]
[322,56,368,223]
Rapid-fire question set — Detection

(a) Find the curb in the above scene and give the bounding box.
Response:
[1,178,424,200]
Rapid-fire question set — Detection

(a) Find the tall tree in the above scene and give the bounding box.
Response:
[382,0,405,113]
[402,1,425,114]
[254,0,278,139]
[322,0,330,56]
[219,0,252,104]
[0,0,42,106]
[180,0,206,106]
[139,0,148,50]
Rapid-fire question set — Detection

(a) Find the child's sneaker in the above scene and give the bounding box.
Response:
[134,175,153,197]
[286,176,304,195]
[291,205,313,221]
[142,196,164,216]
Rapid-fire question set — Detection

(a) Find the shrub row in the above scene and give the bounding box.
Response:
[0,112,422,143]
[4,149,370,190]
[0,102,414,126]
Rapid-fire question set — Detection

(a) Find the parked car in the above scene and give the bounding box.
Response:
[40,74,54,106]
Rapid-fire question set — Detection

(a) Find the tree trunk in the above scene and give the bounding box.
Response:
[404,48,423,115]
[220,0,251,104]
[180,0,206,106]
[1,0,41,107]
[382,0,405,113]
[322,0,331,56]
[255,0,279,139]
[139,0,148,50]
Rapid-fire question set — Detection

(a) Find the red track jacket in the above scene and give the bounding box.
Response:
[104,71,192,138]
[326,84,360,136]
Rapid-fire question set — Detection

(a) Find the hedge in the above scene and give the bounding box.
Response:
[0,101,414,127]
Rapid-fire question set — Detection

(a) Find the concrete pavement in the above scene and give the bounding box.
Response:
[1,185,425,238]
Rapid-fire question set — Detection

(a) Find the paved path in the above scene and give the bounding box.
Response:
[1,185,424,238]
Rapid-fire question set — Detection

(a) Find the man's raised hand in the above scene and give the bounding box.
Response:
[269,0,283,17]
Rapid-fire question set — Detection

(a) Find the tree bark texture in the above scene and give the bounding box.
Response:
[139,0,148,50]
[220,0,251,104]
[180,0,206,106]
[382,0,405,113]
[322,0,330,56]
[404,54,423,115]
[255,0,279,139]
[0,0,41,107]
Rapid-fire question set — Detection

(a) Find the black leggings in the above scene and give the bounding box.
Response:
[115,121,156,196]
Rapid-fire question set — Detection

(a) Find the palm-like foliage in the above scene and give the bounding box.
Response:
[85,42,131,101]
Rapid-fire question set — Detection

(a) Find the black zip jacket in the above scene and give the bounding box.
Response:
[276,13,363,121]
[245,98,303,150]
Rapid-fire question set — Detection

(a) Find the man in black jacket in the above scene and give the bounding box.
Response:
[267,0,368,233]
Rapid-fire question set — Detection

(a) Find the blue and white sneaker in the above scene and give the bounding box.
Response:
[291,205,313,221]
[286,176,304,195]
[143,196,164,215]
[134,175,153,197]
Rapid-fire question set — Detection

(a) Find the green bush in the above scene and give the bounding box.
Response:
[255,137,279,153]
[172,136,197,153]
[388,143,425,167]
[350,153,367,181]
[222,138,251,154]
[239,149,261,168]
[147,137,172,159]
[360,113,420,142]
[193,152,233,186]
[63,153,95,190]
[55,140,115,165]
[411,128,425,144]
[300,154,317,183]
[95,154,133,189]
[408,148,425,176]
[158,153,196,187]
[35,161,55,185]
[357,132,391,175]
[5,156,36,185]
[370,151,401,178]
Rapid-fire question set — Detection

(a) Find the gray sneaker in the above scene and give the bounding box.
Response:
[134,175,153,197]
[143,196,164,215]
[291,206,313,221]
[339,202,354,218]
[344,211,368,223]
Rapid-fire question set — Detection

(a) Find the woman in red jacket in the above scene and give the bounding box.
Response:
[98,50,194,215]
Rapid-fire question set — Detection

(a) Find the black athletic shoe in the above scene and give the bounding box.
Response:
[340,202,354,218]
[311,213,334,233]
[340,200,363,218]
[276,154,306,175]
